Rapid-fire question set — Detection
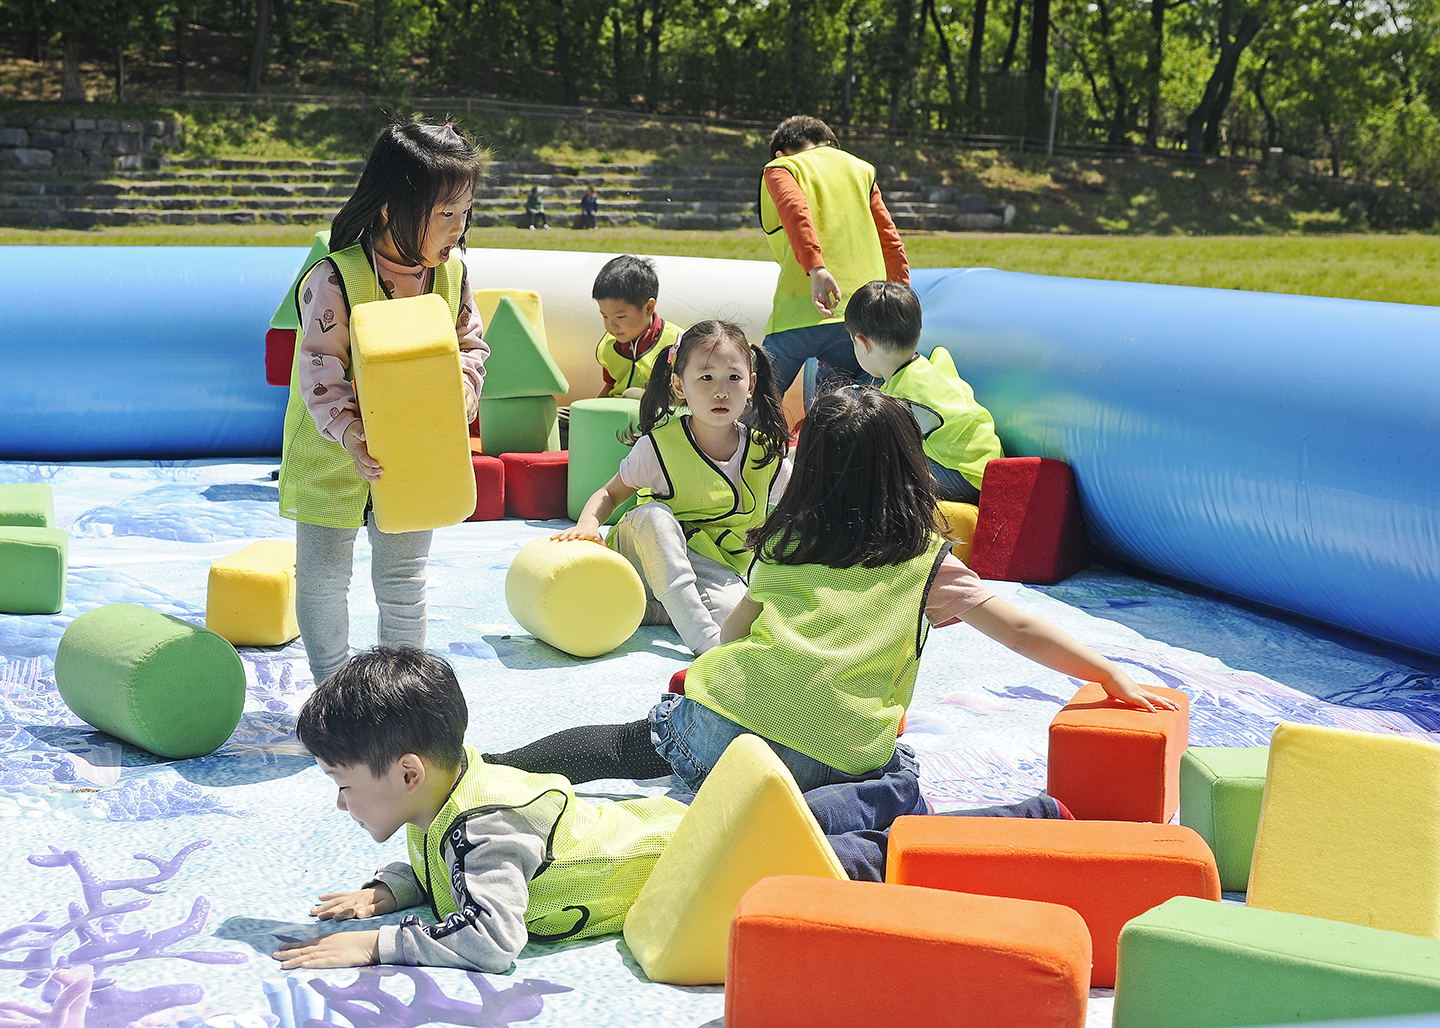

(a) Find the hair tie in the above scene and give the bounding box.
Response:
[668,341,681,365]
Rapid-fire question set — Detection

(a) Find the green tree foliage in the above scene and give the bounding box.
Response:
[5,0,1440,189]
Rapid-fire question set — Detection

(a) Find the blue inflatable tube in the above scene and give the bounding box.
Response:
[911,267,1440,660]
[0,246,302,460]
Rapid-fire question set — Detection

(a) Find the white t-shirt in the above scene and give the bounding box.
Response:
[618,422,792,504]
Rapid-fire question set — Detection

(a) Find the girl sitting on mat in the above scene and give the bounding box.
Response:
[555,321,790,655]
[278,121,488,685]
[491,387,1176,869]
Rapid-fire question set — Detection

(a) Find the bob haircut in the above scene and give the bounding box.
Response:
[747,386,940,569]
[844,281,923,353]
[296,646,467,776]
[768,115,840,157]
[592,254,660,309]
[329,121,483,265]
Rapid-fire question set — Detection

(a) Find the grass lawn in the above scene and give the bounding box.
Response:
[2,223,1438,306]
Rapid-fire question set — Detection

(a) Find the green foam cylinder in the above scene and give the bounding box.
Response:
[0,526,67,614]
[0,483,55,528]
[55,604,246,759]
[567,398,641,524]
[1114,896,1440,1028]
[1179,745,1268,892]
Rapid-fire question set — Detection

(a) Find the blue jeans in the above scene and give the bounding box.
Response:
[929,459,981,505]
[762,322,876,396]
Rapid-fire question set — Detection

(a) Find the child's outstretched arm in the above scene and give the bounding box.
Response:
[272,878,400,970]
[959,596,1179,712]
[720,594,763,644]
[552,472,637,543]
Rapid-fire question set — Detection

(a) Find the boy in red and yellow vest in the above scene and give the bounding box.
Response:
[593,254,684,398]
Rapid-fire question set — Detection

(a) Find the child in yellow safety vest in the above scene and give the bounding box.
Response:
[592,254,684,399]
[846,280,1004,505]
[556,321,790,654]
[275,647,683,973]
[488,387,1178,879]
[277,121,489,685]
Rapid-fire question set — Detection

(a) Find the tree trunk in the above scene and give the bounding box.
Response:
[374,0,384,53]
[887,0,916,134]
[248,0,271,93]
[1000,0,1023,72]
[611,10,628,106]
[1144,0,1164,146]
[1095,0,1130,145]
[645,0,664,113]
[924,0,961,131]
[965,0,989,125]
[114,45,125,102]
[61,34,83,101]
[1252,55,1277,150]
[1025,0,1050,137]
[554,0,575,102]
[175,6,187,92]
[1185,0,1263,155]
[788,0,810,114]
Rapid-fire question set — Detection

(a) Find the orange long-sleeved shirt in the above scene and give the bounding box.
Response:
[763,167,910,286]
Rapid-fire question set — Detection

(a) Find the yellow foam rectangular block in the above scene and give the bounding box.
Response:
[472,288,546,343]
[937,500,978,564]
[622,734,847,985]
[206,540,300,647]
[351,293,477,533]
[1247,721,1440,936]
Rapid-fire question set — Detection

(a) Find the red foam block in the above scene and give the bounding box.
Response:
[499,451,569,520]
[468,455,505,521]
[969,456,1090,584]
[265,327,296,386]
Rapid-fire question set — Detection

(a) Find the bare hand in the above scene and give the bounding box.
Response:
[342,421,382,481]
[310,884,396,922]
[551,521,604,543]
[811,267,842,317]
[274,929,380,970]
[1100,675,1180,713]
[464,385,479,426]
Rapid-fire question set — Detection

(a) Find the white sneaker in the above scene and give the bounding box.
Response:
[528,225,535,230]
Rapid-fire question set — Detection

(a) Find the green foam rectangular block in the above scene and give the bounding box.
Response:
[1180,746,1268,892]
[479,395,560,457]
[0,484,55,528]
[1114,896,1440,1028]
[0,526,67,614]
[567,398,641,524]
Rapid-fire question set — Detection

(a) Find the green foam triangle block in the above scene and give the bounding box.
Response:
[482,296,569,398]
[270,229,332,330]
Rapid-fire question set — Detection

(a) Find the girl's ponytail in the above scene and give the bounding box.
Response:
[746,344,789,468]
[625,337,682,444]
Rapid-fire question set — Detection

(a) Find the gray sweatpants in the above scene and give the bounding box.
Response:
[608,503,749,655]
[295,519,432,684]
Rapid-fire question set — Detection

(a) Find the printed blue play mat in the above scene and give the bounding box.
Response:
[2,459,1436,1028]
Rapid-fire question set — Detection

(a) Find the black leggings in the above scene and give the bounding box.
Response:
[484,719,673,784]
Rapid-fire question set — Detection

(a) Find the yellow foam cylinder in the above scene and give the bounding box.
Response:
[1248,721,1440,937]
[206,540,299,646]
[937,500,979,564]
[351,293,477,533]
[504,536,645,658]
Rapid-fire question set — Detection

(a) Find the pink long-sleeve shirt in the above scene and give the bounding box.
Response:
[297,249,489,443]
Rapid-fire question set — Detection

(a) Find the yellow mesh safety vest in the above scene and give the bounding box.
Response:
[759,146,888,335]
[595,320,683,398]
[685,535,950,774]
[407,746,685,941]
[633,417,781,576]
[277,242,465,528]
[882,356,1005,490]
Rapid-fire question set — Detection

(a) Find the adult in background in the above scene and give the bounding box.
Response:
[758,115,909,399]
[525,185,549,229]
[579,185,599,229]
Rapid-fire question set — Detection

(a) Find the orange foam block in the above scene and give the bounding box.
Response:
[887,815,1219,986]
[1047,682,1189,823]
[727,876,1091,1028]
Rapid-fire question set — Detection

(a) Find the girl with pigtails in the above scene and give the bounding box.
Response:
[554,320,791,654]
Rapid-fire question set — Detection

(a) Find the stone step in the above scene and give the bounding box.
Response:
[0,207,335,227]
[158,157,366,173]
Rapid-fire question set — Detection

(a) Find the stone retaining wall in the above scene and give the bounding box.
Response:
[0,116,180,173]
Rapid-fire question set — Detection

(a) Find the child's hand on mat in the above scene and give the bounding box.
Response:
[810,266,842,317]
[274,929,380,969]
[464,384,479,426]
[1100,674,1179,713]
[342,421,383,481]
[310,884,397,921]
[552,520,604,543]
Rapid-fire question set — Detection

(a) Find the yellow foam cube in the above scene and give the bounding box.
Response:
[937,500,978,564]
[1247,721,1440,936]
[623,734,847,985]
[504,537,645,658]
[206,540,299,647]
[472,288,546,343]
[351,293,477,534]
